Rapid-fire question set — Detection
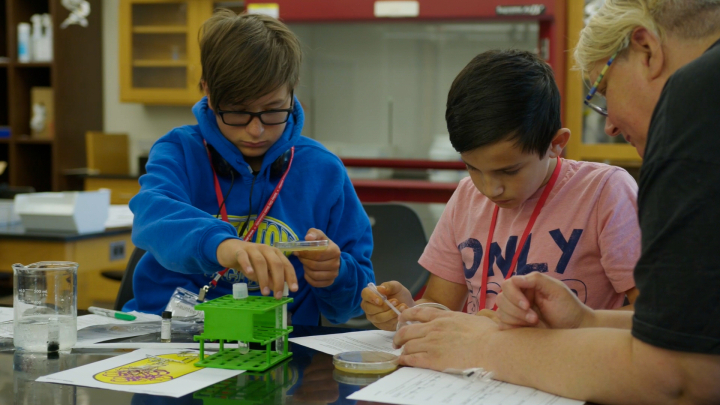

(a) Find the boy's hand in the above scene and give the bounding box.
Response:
[295,229,341,288]
[361,281,415,331]
[216,239,298,299]
[495,272,593,330]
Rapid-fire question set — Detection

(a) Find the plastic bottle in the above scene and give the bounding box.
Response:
[31,14,42,62]
[42,14,53,62]
[161,311,172,343]
[17,23,32,63]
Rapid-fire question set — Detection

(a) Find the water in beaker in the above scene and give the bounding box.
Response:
[13,262,78,352]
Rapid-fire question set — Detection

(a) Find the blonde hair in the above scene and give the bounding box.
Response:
[575,0,720,77]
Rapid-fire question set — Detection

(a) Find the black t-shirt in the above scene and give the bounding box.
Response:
[632,38,720,354]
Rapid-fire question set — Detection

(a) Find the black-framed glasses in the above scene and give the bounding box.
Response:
[584,50,619,117]
[217,92,294,126]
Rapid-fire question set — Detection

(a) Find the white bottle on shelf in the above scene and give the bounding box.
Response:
[17,23,32,63]
[42,14,53,62]
[31,14,43,61]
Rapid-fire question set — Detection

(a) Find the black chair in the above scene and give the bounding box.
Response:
[324,203,430,329]
[101,270,124,282]
[114,247,146,311]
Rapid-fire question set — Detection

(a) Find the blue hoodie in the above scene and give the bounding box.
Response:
[123,97,375,325]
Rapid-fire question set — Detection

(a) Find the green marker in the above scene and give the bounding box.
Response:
[88,306,137,321]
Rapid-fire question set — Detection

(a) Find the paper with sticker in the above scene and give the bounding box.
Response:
[36,349,243,397]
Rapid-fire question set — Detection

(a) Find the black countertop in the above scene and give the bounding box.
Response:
[0,224,132,242]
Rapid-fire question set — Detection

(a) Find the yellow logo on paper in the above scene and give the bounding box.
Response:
[93,353,201,385]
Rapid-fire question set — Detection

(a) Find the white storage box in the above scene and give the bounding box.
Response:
[14,190,110,234]
[0,199,21,226]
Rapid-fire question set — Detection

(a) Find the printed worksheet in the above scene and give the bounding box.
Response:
[36,349,242,398]
[348,367,584,405]
[289,330,402,356]
[0,312,159,339]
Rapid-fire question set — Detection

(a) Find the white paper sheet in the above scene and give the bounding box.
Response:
[74,342,221,350]
[104,204,134,228]
[0,307,13,323]
[36,349,242,398]
[77,312,159,330]
[348,367,584,405]
[0,307,13,338]
[289,330,402,356]
[0,312,161,340]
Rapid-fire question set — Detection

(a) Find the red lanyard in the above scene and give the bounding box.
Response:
[204,142,294,288]
[479,157,562,310]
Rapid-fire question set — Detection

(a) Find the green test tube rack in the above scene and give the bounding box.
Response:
[194,295,294,372]
[194,361,296,405]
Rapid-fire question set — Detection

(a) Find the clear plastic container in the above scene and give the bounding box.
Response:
[274,240,329,252]
[332,351,399,374]
[396,302,451,330]
[13,262,78,352]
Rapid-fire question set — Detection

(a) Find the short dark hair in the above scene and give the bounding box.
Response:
[199,10,302,111]
[446,50,561,156]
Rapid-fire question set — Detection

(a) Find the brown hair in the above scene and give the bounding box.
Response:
[199,9,302,110]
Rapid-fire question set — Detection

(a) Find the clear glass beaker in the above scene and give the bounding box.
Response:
[13,262,78,352]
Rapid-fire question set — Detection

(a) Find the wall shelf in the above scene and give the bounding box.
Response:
[132,25,187,34]
[2,0,104,192]
[15,138,54,145]
[132,59,188,67]
[14,62,51,68]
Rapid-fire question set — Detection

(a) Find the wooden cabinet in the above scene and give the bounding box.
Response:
[0,0,104,192]
[119,0,211,104]
[0,228,135,309]
[119,0,565,107]
[563,0,641,165]
[84,176,141,205]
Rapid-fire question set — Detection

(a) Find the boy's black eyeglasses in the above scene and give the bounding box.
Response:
[217,92,294,126]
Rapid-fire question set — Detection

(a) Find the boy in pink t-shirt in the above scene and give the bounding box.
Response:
[361,50,640,331]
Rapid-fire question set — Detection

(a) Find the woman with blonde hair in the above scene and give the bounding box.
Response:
[392,1,720,403]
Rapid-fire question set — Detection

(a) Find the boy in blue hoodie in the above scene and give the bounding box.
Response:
[123,10,375,325]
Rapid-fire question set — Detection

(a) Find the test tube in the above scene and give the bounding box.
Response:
[47,316,59,352]
[233,283,250,354]
[275,282,289,355]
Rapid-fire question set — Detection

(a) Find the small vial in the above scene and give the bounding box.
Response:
[233,283,248,300]
[161,311,172,343]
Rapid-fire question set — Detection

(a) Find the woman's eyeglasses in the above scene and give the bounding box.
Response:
[584,51,619,117]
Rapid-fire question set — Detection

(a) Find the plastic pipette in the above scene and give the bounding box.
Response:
[367,283,402,317]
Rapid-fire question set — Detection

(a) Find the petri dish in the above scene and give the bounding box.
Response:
[274,240,329,252]
[333,369,393,385]
[396,302,451,331]
[333,351,399,374]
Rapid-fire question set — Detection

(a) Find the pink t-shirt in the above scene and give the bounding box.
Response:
[419,159,639,312]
